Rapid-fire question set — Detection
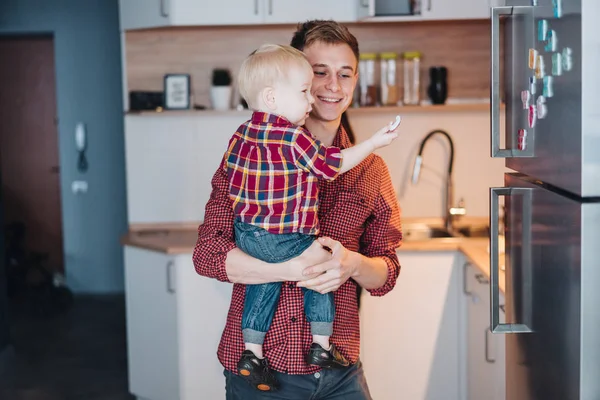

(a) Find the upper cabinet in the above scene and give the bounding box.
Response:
[358,0,496,21]
[120,0,355,31]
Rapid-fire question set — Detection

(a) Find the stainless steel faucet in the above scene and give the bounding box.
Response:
[411,129,466,233]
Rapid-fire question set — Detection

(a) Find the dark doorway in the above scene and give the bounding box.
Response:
[0,35,64,276]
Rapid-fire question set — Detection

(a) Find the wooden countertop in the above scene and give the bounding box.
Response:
[121,217,505,293]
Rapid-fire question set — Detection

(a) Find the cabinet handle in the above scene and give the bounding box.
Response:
[475,273,489,285]
[428,0,432,11]
[254,0,259,15]
[360,0,369,7]
[268,0,272,15]
[166,261,175,294]
[485,328,496,363]
[160,0,169,17]
[490,187,533,334]
[462,262,472,295]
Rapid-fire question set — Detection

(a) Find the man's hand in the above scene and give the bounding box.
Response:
[284,240,332,282]
[296,237,361,294]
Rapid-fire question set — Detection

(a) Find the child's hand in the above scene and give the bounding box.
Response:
[369,116,401,149]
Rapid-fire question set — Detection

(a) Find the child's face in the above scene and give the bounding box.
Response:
[273,65,315,126]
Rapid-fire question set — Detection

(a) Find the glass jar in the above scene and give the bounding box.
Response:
[358,53,377,107]
[380,52,398,106]
[402,51,421,105]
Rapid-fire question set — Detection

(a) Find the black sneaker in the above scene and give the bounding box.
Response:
[305,343,350,369]
[237,350,280,392]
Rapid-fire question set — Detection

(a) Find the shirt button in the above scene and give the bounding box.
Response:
[216,230,223,236]
[291,317,297,322]
[288,283,295,289]
[314,372,321,379]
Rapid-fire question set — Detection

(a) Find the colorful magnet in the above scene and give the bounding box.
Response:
[530,76,537,95]
[562,47,573,71]
[536,96,548,119]
[521,90,531,110]
[552,53,563,76]
[538,20,548,41]
[529,48,539,69]
[528,105,537,128]
[535,55,546,79]
[518,129,528,151]
[543,76,554,98]
[553,0,563,18]
[545,30,557,52]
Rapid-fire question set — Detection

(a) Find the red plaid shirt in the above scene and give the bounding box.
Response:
[193,125,403,375]
[223,111,342,235]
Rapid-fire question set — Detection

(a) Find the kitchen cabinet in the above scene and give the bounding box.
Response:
[119,0,355,30]
[360,251,468,400]
[358,0,495,21]
[124,246,232,400]
[465,263,505,400]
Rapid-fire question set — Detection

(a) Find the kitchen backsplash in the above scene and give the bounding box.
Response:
[124,20,499,108]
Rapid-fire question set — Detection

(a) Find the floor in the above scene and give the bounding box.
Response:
[0,295,134,400]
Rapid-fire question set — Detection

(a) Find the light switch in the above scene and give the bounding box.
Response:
[72,180,88,194]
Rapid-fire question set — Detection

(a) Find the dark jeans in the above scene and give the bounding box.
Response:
[224,359,372,399]
[234,219,335,344]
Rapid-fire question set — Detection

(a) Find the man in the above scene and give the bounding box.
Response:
[193,20,403,399]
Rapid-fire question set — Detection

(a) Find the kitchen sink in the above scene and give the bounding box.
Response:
[402,223,489,241]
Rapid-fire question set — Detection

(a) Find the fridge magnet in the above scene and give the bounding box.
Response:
[552,0,563,18]
[538,20,548,41]
[521,90,531,110]
[164,74,191,110]
[528,104,537,128]
[552,53,563,76]
[518,129,527,151]
[530,76,537,95]
[545,30,558,52]
[543,76,554,98]
[528,48,539,69]
[562,47,573,71]
[532,0,538,5]
[535,55,546,79]
[536,95,548,119]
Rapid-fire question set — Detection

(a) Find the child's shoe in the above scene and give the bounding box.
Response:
[305,343,350,369]
[237,350,280,391]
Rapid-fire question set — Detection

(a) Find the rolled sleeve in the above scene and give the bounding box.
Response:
[192,161,236,283]
[293,128,342,181]
[361,160,403,297]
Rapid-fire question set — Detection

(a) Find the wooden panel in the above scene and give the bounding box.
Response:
[125,20,495,108]
[0,36,64,273]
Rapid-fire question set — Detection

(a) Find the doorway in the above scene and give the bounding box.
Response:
[0,35,64,280]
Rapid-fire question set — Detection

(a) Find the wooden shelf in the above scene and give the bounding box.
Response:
[125,102,495,117]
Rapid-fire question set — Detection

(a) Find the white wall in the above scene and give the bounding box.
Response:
[124,109,507,224]
[347,108,508,218]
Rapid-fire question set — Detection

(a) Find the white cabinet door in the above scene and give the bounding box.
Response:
[176,255,232,400]
[124,247,180,400]
[423,0,490,20]
[466,264,505,400]
[172,0,263,26]
[119,0,171,30]
[264,0,356,24]
[360,251,466,400]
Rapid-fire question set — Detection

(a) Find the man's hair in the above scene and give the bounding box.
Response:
[290,20,360,64]
[237,43,312,109]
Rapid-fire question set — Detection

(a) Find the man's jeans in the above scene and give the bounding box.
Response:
[234,219,335,344]
[224,359,373,399]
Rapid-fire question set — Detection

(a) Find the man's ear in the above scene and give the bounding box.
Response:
[260,87,277,110]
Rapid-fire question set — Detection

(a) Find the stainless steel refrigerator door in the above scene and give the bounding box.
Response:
[490,173,600,400]
[492,0,600,197]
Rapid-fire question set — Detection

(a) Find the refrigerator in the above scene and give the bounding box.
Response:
[488,0,600,399]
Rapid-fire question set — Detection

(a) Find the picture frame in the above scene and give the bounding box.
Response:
[163,74,191,110]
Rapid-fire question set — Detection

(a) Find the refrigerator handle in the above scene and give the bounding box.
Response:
[490,6,514,158]
[490,187,534,334]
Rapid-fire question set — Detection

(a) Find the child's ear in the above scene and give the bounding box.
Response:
[261,87,277,110]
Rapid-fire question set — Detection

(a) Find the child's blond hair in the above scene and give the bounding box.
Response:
[238,44,312,109]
